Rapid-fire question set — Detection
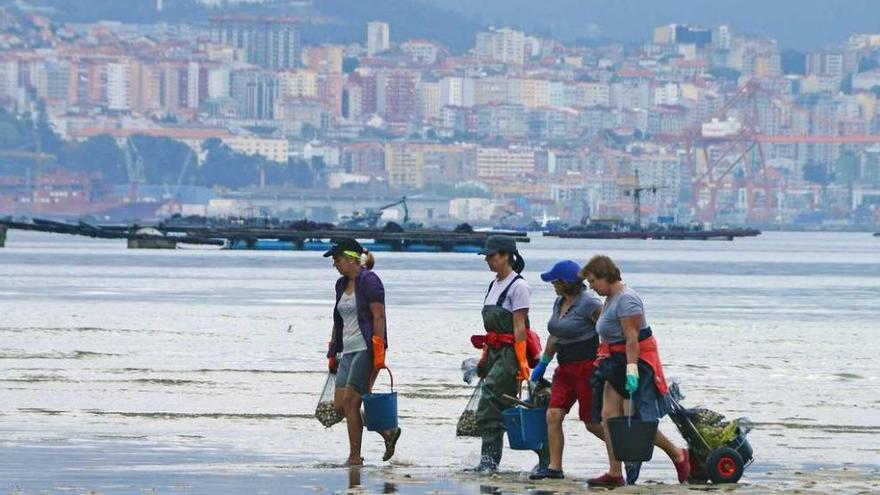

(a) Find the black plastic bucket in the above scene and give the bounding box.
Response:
[607,416,658,462]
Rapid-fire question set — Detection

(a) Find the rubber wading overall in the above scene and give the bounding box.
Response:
[475,275,549,471]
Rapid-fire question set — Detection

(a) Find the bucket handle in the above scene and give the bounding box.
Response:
[516,379,533,402]
[627,391,635,428]
[371,367,394,393]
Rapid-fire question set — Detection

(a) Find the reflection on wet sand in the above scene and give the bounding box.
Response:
[349,465,361,488]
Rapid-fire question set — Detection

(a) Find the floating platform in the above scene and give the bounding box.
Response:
[0,218,224,248]
[0,217,527,252]
[544,227,761,241]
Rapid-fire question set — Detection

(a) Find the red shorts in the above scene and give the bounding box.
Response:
[548,359,596,422]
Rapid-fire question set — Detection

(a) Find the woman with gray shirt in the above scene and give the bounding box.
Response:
[528,260,605,480]
[581,254,689,488]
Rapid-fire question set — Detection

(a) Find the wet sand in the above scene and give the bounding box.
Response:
[2,439,877,495]
[1,233,878,494]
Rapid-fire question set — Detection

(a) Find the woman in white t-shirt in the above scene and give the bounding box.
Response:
[469,235,549,474]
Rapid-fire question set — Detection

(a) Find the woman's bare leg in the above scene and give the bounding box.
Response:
[546,407,566,470]
[600,383,625,477]
[342,386,364,464]
[655,430,685,462]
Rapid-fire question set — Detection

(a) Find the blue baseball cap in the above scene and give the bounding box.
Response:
[540,260,582,283]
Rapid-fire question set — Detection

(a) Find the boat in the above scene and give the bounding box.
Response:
[545,217,760,241]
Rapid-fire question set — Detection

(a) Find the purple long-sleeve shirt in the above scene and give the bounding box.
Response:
[328,267,387,357]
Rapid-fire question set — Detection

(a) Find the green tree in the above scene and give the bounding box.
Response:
[834,152,860,184]
[803,161,833,185]
[709,66,741,82]
[130,135,197,187]
[35,100,63,156]
[62,135,127,184]
[864,153,880,187]
[198,138,262,188]
[0,108,31,150]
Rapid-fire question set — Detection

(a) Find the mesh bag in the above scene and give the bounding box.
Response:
[456,379,483,437]
[314,373,344,428]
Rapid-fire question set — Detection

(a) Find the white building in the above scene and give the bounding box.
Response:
[476,147,535,178]
[440,76,474,107]
[400,39,440,65]
[106,62,132,111]
[224,136,290,163]
[367,21,390,57]
[0,60,18,101]
[853,70,880,92]
[416,79,441,122]
[475,27,525,65]
[702,118,741,138]
[277,69,318,98]
[186,62,200,109]
[449,197,496,221]
[207,68,230,99]
[653,83,681,106]
[713,24,732,50]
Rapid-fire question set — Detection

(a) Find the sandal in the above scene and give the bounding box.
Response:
[382,427,401,461]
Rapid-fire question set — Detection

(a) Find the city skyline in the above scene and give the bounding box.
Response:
[1,3,879,229]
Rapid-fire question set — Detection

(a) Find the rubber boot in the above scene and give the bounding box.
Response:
[474,433,503,472]
[529,443,551,476]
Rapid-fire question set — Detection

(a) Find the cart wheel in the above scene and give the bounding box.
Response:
[687,449,709,482]
[706,447,744,484]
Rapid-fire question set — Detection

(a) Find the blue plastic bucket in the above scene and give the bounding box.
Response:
[362,368,398,432]
[502,406,547,450]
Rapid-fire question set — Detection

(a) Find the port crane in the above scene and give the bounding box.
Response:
[340,196,411,229]
[621,169,667,227]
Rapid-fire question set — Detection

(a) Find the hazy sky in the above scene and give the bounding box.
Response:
[423,0,880,49]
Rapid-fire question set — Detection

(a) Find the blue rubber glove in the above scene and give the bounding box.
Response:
[625,363,639,396]
[530,361,547,382]
[530,353,552,382]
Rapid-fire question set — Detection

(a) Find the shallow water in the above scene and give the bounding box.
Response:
[0,230,878,491]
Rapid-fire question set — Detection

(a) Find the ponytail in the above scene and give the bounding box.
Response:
[511,251,525,274]
[363,249,375,270]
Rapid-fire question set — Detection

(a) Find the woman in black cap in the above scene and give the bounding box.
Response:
[470,235,549,473]
[324,237,401,465]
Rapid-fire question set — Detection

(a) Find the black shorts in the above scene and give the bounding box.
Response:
[590,353,669,422]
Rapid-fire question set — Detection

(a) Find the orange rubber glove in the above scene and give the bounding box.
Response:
[477,346,489,378]
[514,341,529,381]
[372,335,386,369]
[327,341,338,373]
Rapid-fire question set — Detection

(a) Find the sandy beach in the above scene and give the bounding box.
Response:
[1,231,878,494]
[2,438,878,494]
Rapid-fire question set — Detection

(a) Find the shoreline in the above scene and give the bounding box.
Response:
[2,439,877,494]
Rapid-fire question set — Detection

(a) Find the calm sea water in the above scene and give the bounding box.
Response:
[0,230,878,486]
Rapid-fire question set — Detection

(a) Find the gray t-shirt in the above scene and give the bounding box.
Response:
[596,286,648,343]
[338,291,368,354]
[547,292,603,345]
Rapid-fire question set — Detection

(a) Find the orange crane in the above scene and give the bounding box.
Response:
[684,79,880,222]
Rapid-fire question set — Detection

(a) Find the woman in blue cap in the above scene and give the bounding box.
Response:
[324,237,401,466]
[528,260,605,480]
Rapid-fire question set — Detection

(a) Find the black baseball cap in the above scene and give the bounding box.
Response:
[478,235,518,256]
[322,237,364,258]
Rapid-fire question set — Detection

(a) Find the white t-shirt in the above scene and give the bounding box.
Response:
[338,291,368,354]
[484,271,531,313]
